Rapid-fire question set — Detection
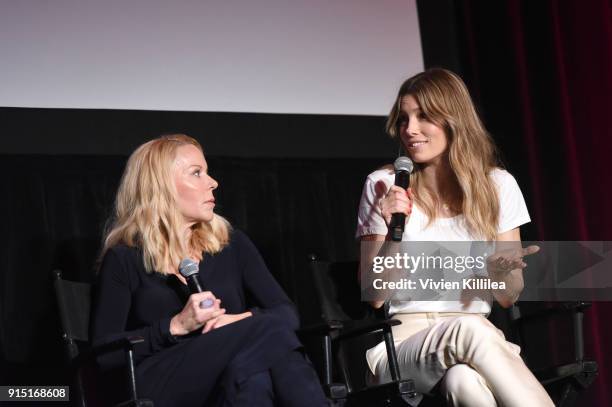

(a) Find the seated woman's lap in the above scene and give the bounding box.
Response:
[136,314,302,407]
[373,313,510,393]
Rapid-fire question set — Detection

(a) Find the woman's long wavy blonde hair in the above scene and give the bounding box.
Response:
[100,134,231,274]
[386,68,500,240]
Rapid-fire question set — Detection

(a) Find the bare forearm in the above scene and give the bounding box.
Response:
[491,269,524,308]
[360,236,404,309]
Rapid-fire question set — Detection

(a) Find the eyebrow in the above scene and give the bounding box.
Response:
[400,107,422,117]
[187,164,208,172]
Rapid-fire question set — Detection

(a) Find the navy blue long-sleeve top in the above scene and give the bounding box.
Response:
[91,230,299,369]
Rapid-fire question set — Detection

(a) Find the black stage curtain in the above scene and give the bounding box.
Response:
[0,154,387,385]
[440,1,612,404]
[0,107,395,158]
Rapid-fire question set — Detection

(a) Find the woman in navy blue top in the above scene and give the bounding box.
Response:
[91,134,327,407]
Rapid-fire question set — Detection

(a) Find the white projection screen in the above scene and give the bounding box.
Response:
[0,0,423,116]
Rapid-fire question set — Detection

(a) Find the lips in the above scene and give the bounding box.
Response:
[406,140,429,148]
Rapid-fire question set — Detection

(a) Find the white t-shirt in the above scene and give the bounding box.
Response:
[356,166,531,314]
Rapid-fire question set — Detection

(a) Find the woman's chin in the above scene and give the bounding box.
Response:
[189,212,215,224]
[406,153,428,164]
[406,153,447,167]
[201,212,215,223]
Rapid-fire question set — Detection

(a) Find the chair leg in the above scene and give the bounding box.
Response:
[382,328,401,381]
[115,348,154,407]
[321,334,348,406]
[73,368,87,407]
[125,348,138,401]
[323,334,333,386]
[325,383,348,407]
[555,382,578,407]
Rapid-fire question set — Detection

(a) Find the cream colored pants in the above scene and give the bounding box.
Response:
[366,313,554,407]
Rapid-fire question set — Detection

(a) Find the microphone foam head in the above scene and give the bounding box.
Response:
[179,258,199,278]
[394,156,414,174]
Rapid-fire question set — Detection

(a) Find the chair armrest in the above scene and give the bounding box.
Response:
[90,336,144,356]
[335,319,401,341]
[71,336,144,367]
[533,360,598,386]
[511,302,592,322]
[299,319,401,340]
[298,321,344,336]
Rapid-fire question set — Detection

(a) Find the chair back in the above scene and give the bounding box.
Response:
[53,270,92,358]
[309,259,370,322]
[307,258,383,392]
[52,270,95,406]
[52,270,154,407]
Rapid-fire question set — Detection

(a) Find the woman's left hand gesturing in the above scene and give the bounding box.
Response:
[485,244,540,307]
[487,244,540,276]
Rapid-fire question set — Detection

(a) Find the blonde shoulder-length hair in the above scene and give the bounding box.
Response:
[386,68,500,241]
[101,134,231,274]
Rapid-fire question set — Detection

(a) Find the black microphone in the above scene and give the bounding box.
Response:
[179,258,213,308]
[389,156,414,241]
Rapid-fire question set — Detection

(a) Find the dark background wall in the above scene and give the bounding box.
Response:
[0,108,397,158]
[1,0,611,405]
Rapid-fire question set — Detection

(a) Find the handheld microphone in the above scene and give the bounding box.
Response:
[179,258,213,308]
[389,156,414,241]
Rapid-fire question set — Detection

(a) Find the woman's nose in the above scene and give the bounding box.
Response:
[406,119,419,135]
[209,176,218,190]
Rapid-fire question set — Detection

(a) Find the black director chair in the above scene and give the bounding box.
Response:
[52,270,153,407]
[299,255,419,407]
[499,301,598,406]
[301,257,598,407]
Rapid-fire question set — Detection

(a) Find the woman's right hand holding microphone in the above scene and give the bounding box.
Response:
[380,186,414,227]
[169,291,225,336]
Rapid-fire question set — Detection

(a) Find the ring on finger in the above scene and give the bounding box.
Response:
[199,299,214,309]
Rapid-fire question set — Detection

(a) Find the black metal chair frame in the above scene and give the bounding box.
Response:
[300,255,418,407]
[52,270,153,407]
[508,301,598,406]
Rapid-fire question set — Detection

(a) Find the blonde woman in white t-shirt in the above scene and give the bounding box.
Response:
[356,68,553,406]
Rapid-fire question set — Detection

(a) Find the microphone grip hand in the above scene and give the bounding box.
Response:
[381,186,414,239]
[170,292,225,336]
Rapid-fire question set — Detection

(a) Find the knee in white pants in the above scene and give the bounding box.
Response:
[440,364,496,407]
[452,315,500,341]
